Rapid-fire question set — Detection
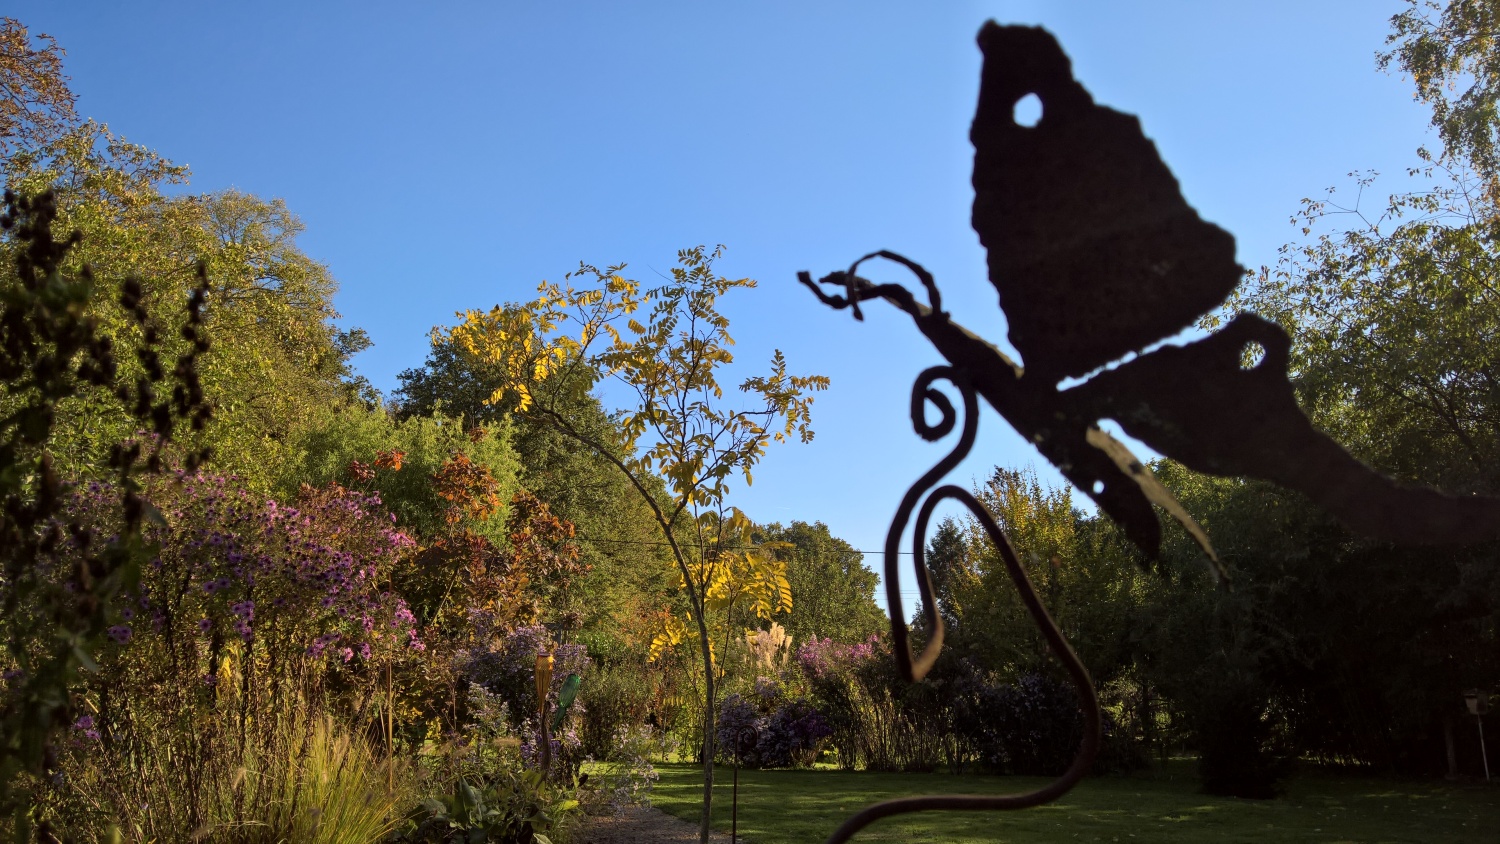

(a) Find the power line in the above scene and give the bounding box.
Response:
[576,535,918,555]
[575,535,934,598]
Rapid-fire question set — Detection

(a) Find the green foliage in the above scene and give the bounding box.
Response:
[1222,169,1500,493]
[1382,0,1500,201]
[286,405,521,546]
[393,771,577,844]
[397,332,677,643]
[936,468,1149,690]
[0,189,210,833]
[576,661,655,760]
[758,521,884,648]
[5,86,371,490]
[1185,0,1500,787]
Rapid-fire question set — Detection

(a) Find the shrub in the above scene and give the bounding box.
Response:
[578,662,654,760]
[974,672,1087,776]
[40,474,423,835]
[1194,686,1292,798]
[392,769,578,844]
[799,635,947,772]
[758,700,832,768]
[715,693,765,767]
[581,724,660,815]
[286,406,520,547]
[714,693,831,769]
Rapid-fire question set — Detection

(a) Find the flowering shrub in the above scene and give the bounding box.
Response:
[462,624,591,721]
[459,624,592,778]
[716,693,765,766]
[715,692,831,768]
[760,699,833,767]
[797,633,952,771]
[97,474,424,669]
[44,473,426,834]
[969,672,1091,777]
[796,634,878,681]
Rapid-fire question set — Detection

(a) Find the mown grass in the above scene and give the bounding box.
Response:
[650,762,1500,843]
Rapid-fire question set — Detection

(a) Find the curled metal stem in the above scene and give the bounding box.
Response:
[826,366,1101,844]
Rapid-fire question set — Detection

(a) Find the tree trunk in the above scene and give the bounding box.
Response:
[696,607,716,844]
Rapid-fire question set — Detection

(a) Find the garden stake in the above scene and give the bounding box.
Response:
[800,19,1500,844]
[536,648,554,775]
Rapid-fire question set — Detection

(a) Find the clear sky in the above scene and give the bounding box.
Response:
[12,1,1433,616]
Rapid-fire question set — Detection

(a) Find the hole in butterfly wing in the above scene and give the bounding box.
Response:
[1240,341,1266,371]
[1013,92,1043,127]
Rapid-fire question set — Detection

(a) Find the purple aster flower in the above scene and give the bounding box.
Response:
[197,618,213,634]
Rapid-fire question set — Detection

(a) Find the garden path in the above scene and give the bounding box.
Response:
[578,806,736,844]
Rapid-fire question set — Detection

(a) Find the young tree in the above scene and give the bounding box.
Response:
[448,245,826,842]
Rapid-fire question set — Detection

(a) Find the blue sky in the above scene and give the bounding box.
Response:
[13,1,1433,615]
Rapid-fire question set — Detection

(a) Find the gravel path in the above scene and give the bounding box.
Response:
[576,806,737,844]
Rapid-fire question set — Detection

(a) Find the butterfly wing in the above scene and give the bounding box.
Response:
[1069,314,1500,545]
[971,23,1243,382]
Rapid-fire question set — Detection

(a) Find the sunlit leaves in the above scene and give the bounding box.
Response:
[449,244,827,790]
[1382,0,1500,202]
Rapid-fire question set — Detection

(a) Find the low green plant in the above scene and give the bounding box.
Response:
[392,768,578,844]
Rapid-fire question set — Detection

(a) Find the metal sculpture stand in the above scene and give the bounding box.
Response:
[822,368,1100,844]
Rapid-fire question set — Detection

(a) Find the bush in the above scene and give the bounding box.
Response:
[392,769,578,844]
[798,636,947,772]
[578,662,654,760]
[715,693,831,769]
[759,699,832,768]
[580,724,660,816]
[287,406,520,547]
[1194,687,1292,798]
[978,673,1088,776]
[37,474,424,836]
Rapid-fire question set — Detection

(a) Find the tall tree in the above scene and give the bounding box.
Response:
[2,26,371,489]
[758,520,884,647]
[447,245,826,843]
[0,18,75,159]
[1382,0,1500,202]
[395,331,678,637]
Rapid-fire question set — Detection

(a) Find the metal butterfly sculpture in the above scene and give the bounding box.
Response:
[799,23,1500,843]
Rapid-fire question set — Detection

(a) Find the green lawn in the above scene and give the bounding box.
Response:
[648,763,1500,843]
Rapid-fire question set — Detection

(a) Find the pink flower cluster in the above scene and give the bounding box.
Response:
[795,634,880,681]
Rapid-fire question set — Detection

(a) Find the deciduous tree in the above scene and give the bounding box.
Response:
[447,245,827,842]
